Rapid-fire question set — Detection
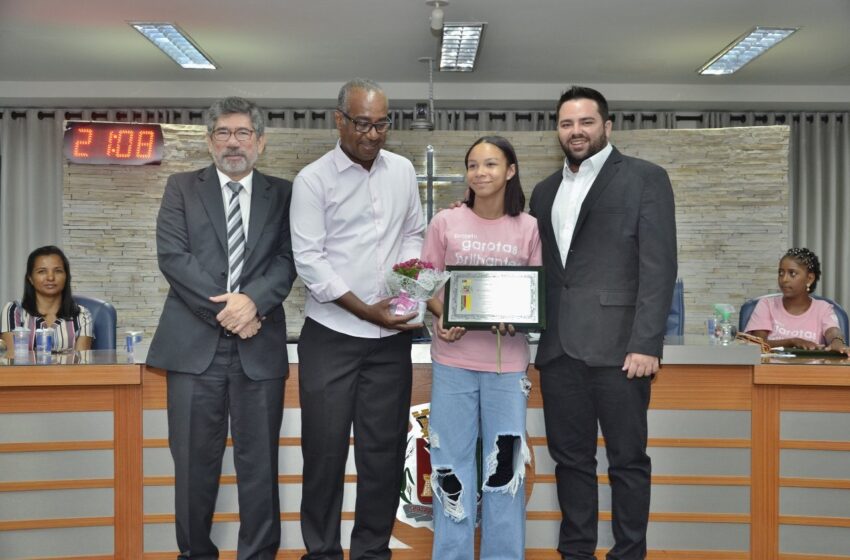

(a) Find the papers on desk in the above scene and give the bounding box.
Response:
[781,347,846,357]
[764,347,847,358]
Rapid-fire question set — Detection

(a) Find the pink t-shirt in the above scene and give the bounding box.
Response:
[421,205,542,372]
[745,295,839,344]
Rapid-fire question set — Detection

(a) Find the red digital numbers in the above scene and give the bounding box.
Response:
[106,129,133,158]
[72,127,94,158]
[137,130,155,158]
[64,122,163,165]
[102,129,156,159]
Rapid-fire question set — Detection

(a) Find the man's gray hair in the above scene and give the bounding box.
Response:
[337,78,385,112]
[205,96,265,137]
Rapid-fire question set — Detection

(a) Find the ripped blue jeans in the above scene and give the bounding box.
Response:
[429,360,531,560]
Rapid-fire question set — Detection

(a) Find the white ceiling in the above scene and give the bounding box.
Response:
[1,0,849,110]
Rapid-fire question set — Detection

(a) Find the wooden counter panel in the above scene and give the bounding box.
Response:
[0,365,140,387]
[0,440,113,453]
[141,367,166,409]
[781,439,850,452]
[755,363,850,386]
[781,477,850,489]
[114,384,143,557]
[0,386,115,412]
[0,478,114,492]
[779,385,850,412]
[0,515,113,531]
[780,515,850,528]
[0,364,143,557]
[751,384,780,559]
[650,365,752,410]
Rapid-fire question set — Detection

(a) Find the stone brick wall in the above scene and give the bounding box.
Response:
[63,125,789,339]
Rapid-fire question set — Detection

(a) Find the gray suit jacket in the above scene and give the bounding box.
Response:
[529,147,677,368]
[147,164,296,379]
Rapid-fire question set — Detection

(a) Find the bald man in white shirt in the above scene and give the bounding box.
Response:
[290,78,425,560]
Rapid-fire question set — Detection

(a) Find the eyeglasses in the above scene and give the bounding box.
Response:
[337,110,393,134]
[211,128,256,143]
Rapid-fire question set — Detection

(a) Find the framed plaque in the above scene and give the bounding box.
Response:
[443,266,545,329]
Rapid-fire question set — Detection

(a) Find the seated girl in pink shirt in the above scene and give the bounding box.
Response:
[745,248,849,355]
[421,136,542,559]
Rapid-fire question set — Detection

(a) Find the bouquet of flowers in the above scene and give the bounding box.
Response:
[385,259,451,323]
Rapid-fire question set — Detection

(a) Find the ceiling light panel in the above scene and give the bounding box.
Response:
[439,23,486,72]
[131,22,217,70]
[698,26,798,76]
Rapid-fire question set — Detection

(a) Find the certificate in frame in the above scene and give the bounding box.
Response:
[443,266,545,330]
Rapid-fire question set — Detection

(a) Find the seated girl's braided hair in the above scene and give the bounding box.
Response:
[784,248,821,292]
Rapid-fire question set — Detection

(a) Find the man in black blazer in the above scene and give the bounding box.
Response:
[148,97,295,559]
[529,86,677,560]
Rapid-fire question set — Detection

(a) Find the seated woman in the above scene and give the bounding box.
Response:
[745,247,849,356]
[1,246,93,352]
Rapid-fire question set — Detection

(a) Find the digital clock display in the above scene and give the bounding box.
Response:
[63,121,164,165]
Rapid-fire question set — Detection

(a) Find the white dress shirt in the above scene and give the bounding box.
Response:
[551,143,613,265]
[216,168,253,292]
[291,142,425,338]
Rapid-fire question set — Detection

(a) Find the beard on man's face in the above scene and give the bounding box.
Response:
[560,130,608,168]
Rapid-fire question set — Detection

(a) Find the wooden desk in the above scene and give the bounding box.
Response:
[0,351,142,559]
[3,346,850,559]
[752,355,850,560]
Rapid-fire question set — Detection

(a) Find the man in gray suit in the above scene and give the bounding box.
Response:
[529,86,677,560]
[147,96,295,559]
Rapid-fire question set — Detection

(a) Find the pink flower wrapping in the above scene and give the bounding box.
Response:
[385,260,450,317]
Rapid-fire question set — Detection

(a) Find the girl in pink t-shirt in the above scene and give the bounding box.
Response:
[745,248,849,355]
[421,136,542,559]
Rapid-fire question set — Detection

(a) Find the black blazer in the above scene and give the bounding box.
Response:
[529,147,677,368]
[147,164,296,379]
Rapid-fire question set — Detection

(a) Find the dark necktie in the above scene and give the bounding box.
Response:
[226,182,245,292]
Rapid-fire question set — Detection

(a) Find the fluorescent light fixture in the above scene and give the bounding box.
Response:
[698,26,798,75]
[439,23,486,72]
[130,22,217,70]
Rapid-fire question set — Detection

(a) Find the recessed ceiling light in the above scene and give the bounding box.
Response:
[130,22,217,70]
[698,26,798,75]
[439,23,486,72]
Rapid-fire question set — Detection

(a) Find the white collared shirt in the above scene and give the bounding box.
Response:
[291,142,425,338]
[551,143,613,265]
[216,168,253,291]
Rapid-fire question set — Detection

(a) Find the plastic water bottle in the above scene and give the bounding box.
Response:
[12,327,30,357]
[706,316,717,342]
[714,303,735,345]
[719,319,733,344]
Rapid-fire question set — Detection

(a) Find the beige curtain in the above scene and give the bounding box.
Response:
[0,110,64,304]
[790,113,850,310]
